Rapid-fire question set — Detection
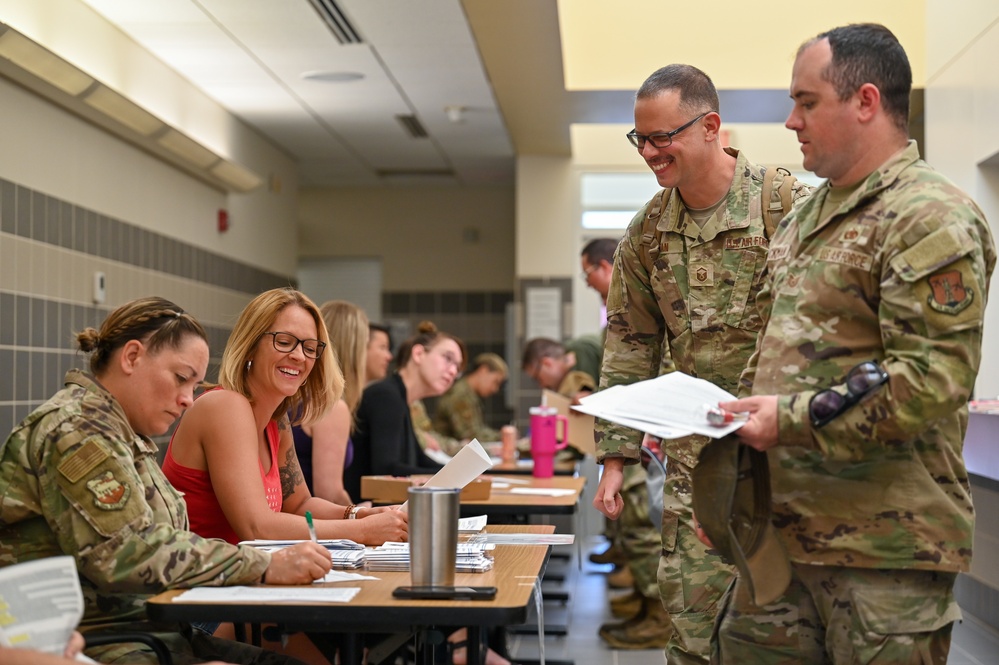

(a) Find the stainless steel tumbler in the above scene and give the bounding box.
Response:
[408,486,460,586]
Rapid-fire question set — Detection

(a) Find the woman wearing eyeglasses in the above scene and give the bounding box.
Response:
[163,288,408,549]
[343,321,465,504]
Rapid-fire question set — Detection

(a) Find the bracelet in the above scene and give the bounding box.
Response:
[343,503,356,520]
[348,505,361,520]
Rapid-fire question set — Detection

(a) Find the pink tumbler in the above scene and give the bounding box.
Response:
[529,406,568,478]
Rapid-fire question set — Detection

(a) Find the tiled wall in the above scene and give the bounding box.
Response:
[382,289,514,430]
[0,178,290,439]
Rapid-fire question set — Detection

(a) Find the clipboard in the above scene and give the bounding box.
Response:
[542,389,596,455]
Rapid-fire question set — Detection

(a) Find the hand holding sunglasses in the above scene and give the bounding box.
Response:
[808,361,889,428]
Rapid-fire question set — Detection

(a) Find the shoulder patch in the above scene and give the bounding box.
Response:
[59,438,109,483]
[926,270,974,315]
[85,469,132,511]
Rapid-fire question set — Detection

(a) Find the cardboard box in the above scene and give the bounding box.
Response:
[360,475,492,503]
[542,389,596,455]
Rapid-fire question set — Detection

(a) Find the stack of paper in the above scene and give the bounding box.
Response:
[573,371,742,439]
[330,549,366,570]
[240,538,363,551]
[364,542,494,573]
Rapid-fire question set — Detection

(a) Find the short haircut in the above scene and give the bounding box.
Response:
[521,337,566,370]
[218,288,343,425]
[76,297,207,375]
[806,23,912,134]
[472,352,508,376]
[581,238,618,266]
[636,63,719,115]
[368,322,393,351]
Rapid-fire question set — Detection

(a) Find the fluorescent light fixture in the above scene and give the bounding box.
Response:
[82,84,164,136]
[0,22,265,194]
[0,26,94,96]
[157,129,221,170]
[210,160,264,193]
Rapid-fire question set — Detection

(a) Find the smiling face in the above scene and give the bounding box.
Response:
[248,304,319,400]
[118,333,209,437]
[633,89,708,191]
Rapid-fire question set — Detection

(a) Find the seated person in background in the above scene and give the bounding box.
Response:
[344,321,465,503]
[411,398,464,457]
[364,322,394,384]
[164,288,408,548]
[521,336,599,403]
[292,300,368,506]
[0,297,329,665]
[433,352,508,444]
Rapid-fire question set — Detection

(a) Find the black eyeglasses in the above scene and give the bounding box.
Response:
[626,112,708,149]
[262,331,326,359]
[809,361,888,428]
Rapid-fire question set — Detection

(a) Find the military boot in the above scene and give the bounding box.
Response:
[608,589,643,619]
[598,595,646,640]
[606,565,634,589]
[600,596,672,650]
[588,543,627,566]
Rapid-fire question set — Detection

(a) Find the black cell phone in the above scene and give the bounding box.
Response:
[392,585,497,600]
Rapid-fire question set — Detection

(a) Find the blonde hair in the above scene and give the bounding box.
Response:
[319,300,368,415]
[218,288,343,424]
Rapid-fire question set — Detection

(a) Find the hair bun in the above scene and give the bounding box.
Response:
[416,320,438,335]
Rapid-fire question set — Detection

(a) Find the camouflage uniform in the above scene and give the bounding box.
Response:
[597,149,811,663]
[716,142,996,663]
[410,399,463,456]
[564,335,603,384]
[0,370,294,665]
[432,377,501,443]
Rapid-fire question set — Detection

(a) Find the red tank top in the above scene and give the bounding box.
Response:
[164,418,283,545]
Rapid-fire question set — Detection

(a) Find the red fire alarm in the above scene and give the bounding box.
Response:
[218,209,229,233]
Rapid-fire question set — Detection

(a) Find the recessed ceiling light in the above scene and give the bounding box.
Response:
[301,70,364,83]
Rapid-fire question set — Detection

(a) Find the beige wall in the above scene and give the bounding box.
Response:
[297,185,515,291]
[0,0,301,278]
[925,0,999,399]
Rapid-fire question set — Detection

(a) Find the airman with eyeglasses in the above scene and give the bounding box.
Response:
[593,63,813,658]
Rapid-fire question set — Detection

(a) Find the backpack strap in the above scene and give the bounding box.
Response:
[761,166,797,239]
[640,188,671,269]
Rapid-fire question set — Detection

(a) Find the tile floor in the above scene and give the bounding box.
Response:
[505,536,999,665]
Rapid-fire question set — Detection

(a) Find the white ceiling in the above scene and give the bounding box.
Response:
[80,0,514,187]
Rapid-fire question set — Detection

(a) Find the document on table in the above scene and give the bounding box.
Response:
[402,439,493,510]
[483,533,576,546]
[507,487,577,497]
[174,586,361,604]
[573,372,743,439]
[0,556,92,660]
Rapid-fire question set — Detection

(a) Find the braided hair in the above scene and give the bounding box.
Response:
[76,297,207,375]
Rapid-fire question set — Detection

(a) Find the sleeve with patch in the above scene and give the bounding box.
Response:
[56,436,144,537]
[889,225,984,334]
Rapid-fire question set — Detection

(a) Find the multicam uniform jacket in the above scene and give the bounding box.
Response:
[747,141,995,571]
[0,370,269,627]
[596,149,812,468]
[432,377,500,443]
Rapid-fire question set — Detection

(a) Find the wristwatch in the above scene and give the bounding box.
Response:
[348,505,361,519]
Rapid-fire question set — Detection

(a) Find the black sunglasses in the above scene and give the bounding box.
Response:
[808,361,888,428]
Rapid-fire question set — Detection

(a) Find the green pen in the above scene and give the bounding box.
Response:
[305,511,319,544]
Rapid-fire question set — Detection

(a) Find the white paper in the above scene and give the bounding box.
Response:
[0,556,84,655]
[402,439,493,510]
[507,488,577,497]
[483,533,576,545]
[458,515,488,532]
[574,372,744,439]
[173,586,361,604]
[318,571,379,583]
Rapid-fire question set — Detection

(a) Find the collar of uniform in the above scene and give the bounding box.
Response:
[662,148,753,241]
[66,369,158,455]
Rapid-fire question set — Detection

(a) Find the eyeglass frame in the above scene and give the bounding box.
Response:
[261,331,327,359]
[580,263,599,281]
[808,361,888,428]
[626,112,709,150]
